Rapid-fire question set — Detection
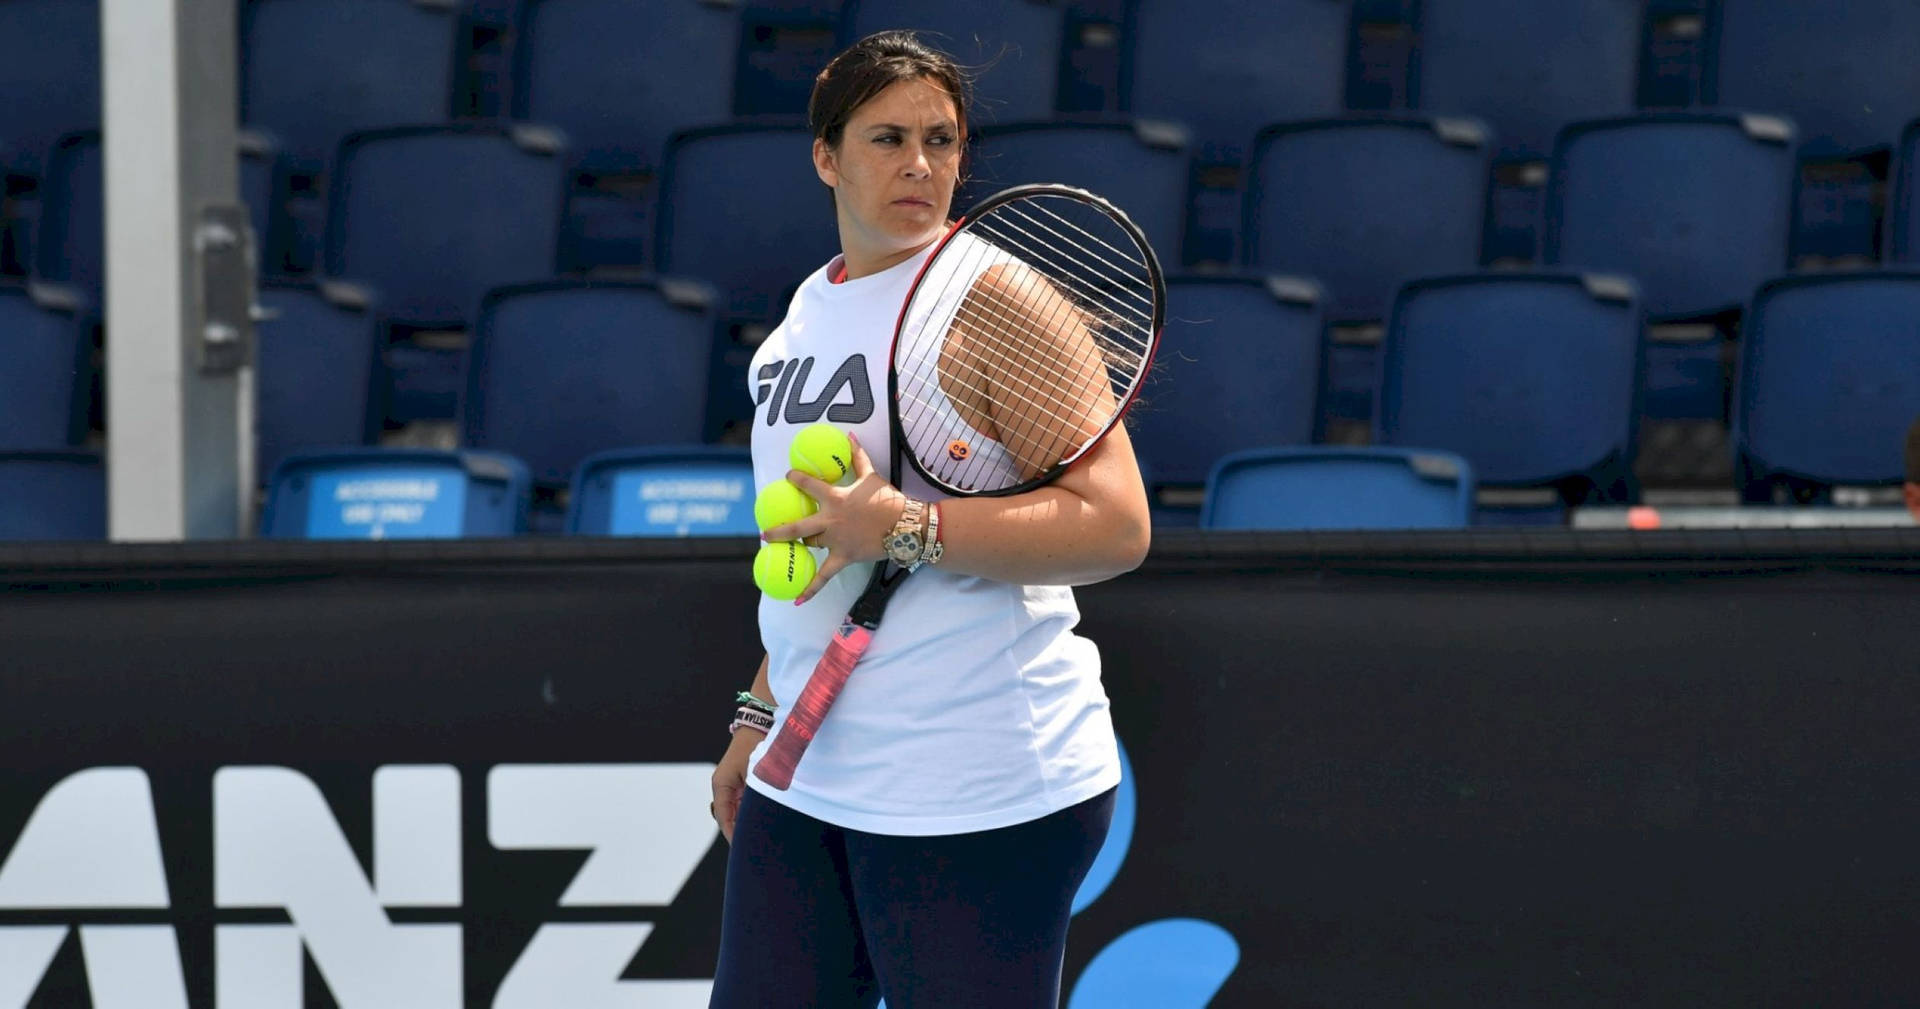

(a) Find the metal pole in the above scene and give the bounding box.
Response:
[102,0,252,540]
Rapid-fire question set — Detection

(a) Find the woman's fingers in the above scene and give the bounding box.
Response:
[848,432,875,479]
[793,551,848,607]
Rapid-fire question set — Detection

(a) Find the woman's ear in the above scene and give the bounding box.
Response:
[813,138,839,189]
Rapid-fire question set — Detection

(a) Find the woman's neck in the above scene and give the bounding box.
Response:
[838,241,931,281]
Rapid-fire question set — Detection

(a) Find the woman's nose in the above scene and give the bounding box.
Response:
[902,143,931,178]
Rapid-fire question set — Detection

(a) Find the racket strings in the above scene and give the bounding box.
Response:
[895,195,1154,491]
[991,202,1159,323]
[973,210,1158,340]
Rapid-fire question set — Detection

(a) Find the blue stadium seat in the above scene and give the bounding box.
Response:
[842,0,1068,126]
[1705,0,1920,159]
[1706,2,1919,260]
[1200,446,1475,530]
[1887,120,1920,266]
[30,132,102,299]
[655,122,839,435]
[1410,0,1643,261]
[1732,271,1920,502]
[1129,275,1322,491]
[1243,117,1490,323]
[1242,116,1490,422]
[1546,114,1795,318]
[1413,1,1642,165]
[513,0,742,269]
[0,450,104,541]
[259,449,531,539]
[255,281,380,482]
[1377,273,1643,514]
[0,0,99,184]
[0,281,90,449]
[460,279,716,487]
[516,0,724,156]
[568,446,757,536]
[654,122,837,324]
[963,119,1189,267]
[1544,113,1794,419]
[325,124,568,421]
[240,0,461,175]
[1122,0,1349,164]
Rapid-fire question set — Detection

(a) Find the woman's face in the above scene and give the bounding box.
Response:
[814,75,963,277]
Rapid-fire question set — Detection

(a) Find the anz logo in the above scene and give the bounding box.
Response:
[0,765,716,1009]
[754,355,875,427]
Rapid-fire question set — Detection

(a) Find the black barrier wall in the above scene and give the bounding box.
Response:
[2,531,1919,1007]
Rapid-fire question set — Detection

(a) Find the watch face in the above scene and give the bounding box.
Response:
[886,532,923,562]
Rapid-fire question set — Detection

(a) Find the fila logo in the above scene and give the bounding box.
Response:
[0,765,716,1008]
[755,356,875,426]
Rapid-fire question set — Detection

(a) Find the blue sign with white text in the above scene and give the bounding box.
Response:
[305,468,466,539]
[610,468,753,536]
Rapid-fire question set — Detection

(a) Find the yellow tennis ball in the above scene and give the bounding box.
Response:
[753,540,816,601]
[789,423,854,484]
[753,479,818,533]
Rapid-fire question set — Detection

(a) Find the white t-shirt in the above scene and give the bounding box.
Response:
[743,238,1122,836]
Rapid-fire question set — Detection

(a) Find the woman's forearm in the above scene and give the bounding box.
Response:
[932,431,1151,586]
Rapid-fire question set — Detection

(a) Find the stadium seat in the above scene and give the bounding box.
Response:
[1244,117,1490,323]
[1242,115,1490,422]
[0,450,105,541]
[1409,0,1642,261]
[1546,114,1795,318]
[655,122,839,434]
[1200,446,1475,530]
[1129,275,1322,491]
[1122,0,1349,164]
[842,0,1068,126]
[513,0,742,269]
[655,122,837,323]
[0,0,100,184]
[0,281,90,449]
[1732,271,1920,502]
[259,449,531,539]
[459,279,716,487]
[1377,273,1644,517]
[1886,119,1920,265]
[963,119,1189,266]
[1544,112,1795,419]
[255,281,381,482]
[567,446,757,536]
[1705,0,1920,159]
[240,0,461,174]
[1706,1,1920,261]
[325,124,568,421]
[239,131,283,275]
[31,132,102,300]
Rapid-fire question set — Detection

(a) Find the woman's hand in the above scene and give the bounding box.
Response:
[711,728,762,844]
[760,433,906,606]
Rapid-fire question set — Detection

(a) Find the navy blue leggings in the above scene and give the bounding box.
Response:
[710,786,1116,1008]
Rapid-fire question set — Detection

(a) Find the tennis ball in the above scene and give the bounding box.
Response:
[754,479,818,533]
[790,423,854,484]
[753,540,816,601]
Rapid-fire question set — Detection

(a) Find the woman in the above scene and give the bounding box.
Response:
[709,30,1152,1008]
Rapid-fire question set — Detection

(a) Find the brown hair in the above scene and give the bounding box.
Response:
[1906,415,1920,484]
[809,30,972,195]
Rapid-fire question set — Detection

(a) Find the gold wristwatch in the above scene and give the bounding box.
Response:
[881,498,930,570]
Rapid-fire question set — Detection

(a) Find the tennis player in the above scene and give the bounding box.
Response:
[706,30,1152,1009]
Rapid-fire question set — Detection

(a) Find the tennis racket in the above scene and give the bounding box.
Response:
[753,183,1165,791]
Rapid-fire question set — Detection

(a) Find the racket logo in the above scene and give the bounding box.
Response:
[946,440,971,462]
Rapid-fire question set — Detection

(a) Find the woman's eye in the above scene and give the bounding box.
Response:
[928,134,953,146]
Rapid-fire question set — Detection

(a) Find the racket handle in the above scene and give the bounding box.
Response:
[753,623,873,790]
